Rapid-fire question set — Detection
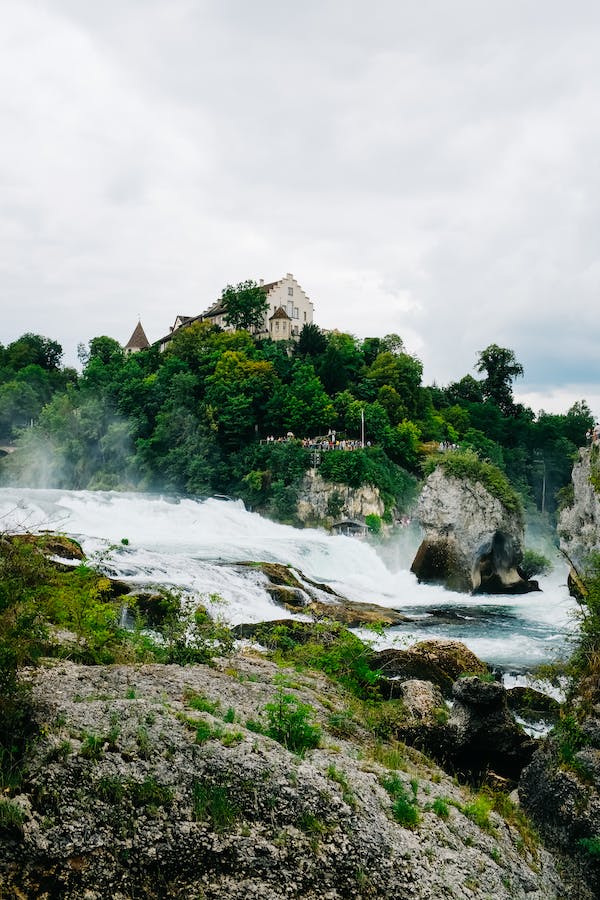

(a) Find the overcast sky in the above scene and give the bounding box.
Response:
[2,0,600,415]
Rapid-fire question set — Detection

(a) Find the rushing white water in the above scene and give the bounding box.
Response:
[0,488,579,673]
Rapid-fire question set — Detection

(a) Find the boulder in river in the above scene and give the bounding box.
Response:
[411,463,539,594]
[373,638,490,698]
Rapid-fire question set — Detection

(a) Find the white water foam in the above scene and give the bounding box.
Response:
[0,488,579,671]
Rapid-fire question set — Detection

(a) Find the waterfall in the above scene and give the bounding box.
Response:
[0,487,578,671]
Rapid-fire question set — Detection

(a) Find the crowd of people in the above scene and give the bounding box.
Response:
[263,432,371,451]
[586,424,600,445]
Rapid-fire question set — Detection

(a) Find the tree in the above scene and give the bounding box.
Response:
[475,344,524,414]
[295,323,328,358]
[445,375,485,406]
[221,280,268,332]
[5,333,62,371]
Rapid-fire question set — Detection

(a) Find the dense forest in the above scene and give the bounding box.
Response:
[0,315,592,525]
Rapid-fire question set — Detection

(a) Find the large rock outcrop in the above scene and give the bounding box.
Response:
[411,466,537,594]
[559,447,600,569]
[0,656,567,899]
[520,713,600,900]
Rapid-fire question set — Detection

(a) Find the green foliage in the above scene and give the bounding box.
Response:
[319,446,417,513]
[95,775,126,804]
[0,321,586,529]
[184,690,220,715]
[462,795,493,831]
[432,797,450,819]
[195,719,217,744]
[130,776,173,808]
[365,513,382,534]
[565,553,600,704]
[554,713,585,765]
[326,764,356,808]
[80,731,104,760]
[221,279,269,332]
[475,344,524,415]
[326,490,345,519]
[94,774,172,813]
[520,549,552,579]
[264,688,321,754]
[192,780,239,831]
[269,623,380,698]
[0,539,51,787]
[0,797,25,835]
[380,773,420,828]
[578,836,600,858]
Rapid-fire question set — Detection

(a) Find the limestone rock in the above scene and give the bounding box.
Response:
[505,687,561,726]
[373,638,489,698]
[449,677,536,781]
[411,465,537,594]
[559,447,600,570]
[236,561,407,627]
[0,656,568,899]
[520,739,600,899]
[296,471,384,525]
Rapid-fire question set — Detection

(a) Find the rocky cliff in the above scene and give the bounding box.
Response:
[411,464,536,594]
[0,654,566,900]
[296,470,384,526]
[558,446,600,568]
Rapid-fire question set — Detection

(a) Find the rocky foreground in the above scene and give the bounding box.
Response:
[0,652,568,900]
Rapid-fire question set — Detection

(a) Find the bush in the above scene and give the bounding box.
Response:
[264,688,321,754]
[192,780,239,831]
[521,549,552,580]
[319,447,417,515]
[579,836,600,858]
[463,795,493,831]
[432,797,450,819]
[365,513,382,534]
[380,772,419,828]
[269,623,380,699]
[554,713,585,765]
[0,797,24,835]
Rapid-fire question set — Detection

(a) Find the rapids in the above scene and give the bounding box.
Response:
[0,488,578,674]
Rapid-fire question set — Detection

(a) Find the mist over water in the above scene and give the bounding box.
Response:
[0,488,578,673]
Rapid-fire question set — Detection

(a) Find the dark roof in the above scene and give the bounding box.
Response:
[125,321,150,350]
[201,299,226,318]
[202,280,281,318]
[331,520,368,533]
[260,280,281,293]
[269,306,291,320]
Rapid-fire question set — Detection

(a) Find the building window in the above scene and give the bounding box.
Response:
[303,311,307,321]
[293,307,299,319]
[288,286,293,296]
[287,300,293,317]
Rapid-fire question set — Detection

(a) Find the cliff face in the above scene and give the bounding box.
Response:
[411,467,534,594]
[558,447,600,567]
[296,471,384,525]
[0,655,566,900]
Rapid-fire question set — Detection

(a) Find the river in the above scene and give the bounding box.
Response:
[0,488,578,676]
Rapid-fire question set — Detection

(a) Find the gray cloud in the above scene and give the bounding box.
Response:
[2,0,600,414]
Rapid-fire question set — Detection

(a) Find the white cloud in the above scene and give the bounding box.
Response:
[1,0,599,419]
